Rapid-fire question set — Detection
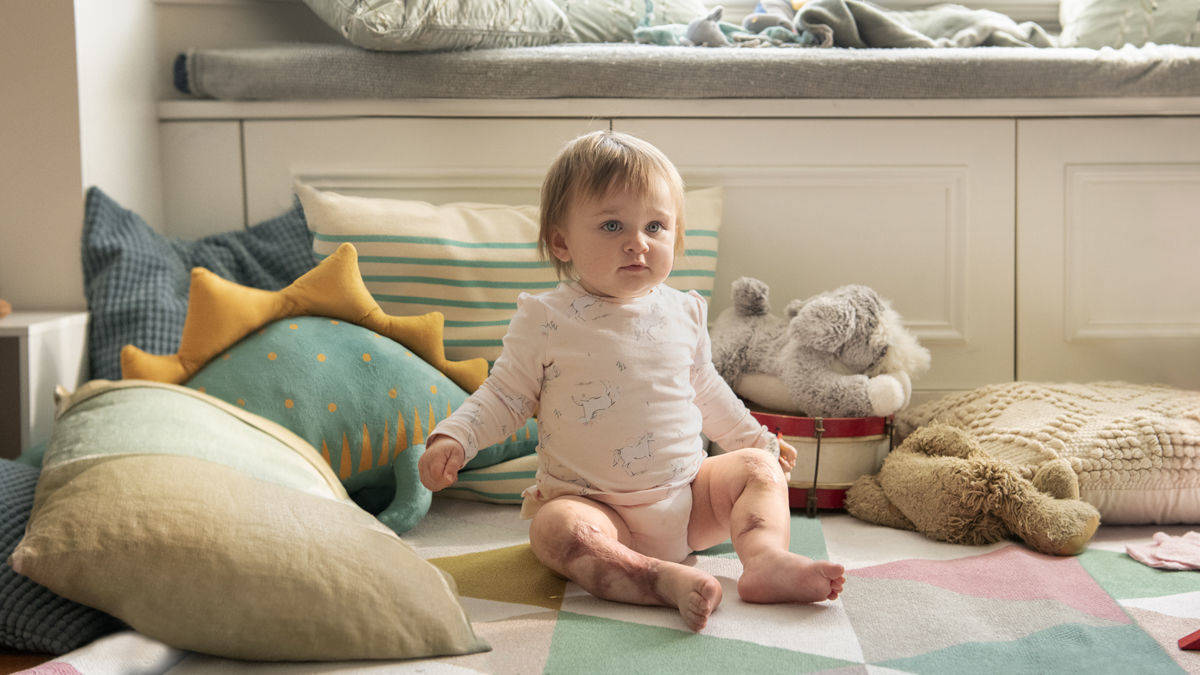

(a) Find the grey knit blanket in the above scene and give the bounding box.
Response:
[176,42,1200,100]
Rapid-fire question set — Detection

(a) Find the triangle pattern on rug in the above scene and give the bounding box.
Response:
[876,622,1183,673]
[545,611,859,674]
[849,544,1128,623]
[561,555,864,663]
[1079,548,1200,601]
[838,576,1126,663]
[430,543,566,610]
[1123,607,1200,673]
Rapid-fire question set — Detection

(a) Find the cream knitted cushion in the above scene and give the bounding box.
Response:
[897,382,1200,525]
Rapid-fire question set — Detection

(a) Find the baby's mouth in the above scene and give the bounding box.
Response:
[621,263,648,271]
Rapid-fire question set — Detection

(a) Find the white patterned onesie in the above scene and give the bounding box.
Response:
[430,281,777,562]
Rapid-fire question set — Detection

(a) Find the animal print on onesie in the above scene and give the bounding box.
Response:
[431,282,778,563]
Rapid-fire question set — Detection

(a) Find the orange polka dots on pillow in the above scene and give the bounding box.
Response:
[186,316,536,533]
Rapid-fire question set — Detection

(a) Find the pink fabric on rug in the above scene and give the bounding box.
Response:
[1126,531,1200,571]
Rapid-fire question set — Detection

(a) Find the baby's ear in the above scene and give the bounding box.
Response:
[548,228,571,262]
[790,297,854,353]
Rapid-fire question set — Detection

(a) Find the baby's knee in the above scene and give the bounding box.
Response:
[529,501,615,570]
[732,448,786,488]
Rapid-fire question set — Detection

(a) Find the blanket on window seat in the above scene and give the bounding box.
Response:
[21,498,1200,673]
[635,0,1055,48]
[175,42,1200,100]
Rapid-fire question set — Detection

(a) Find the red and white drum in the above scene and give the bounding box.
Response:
[749,409,893,515]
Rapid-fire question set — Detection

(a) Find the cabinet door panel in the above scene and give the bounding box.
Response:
[160,121,245,237]
[243,118,607,221]
[617,119,1015,392]
[1017,118,1200,388]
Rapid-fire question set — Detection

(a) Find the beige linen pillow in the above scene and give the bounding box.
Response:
[300,0,573,51]
[9,380,487,661]
[897,381,1200,525]
[1058,0,1200,48]
[298,183,725,363]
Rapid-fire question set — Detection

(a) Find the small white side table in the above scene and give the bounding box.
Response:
[0,311,89,459]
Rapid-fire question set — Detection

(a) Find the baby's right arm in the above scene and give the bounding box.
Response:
[418,434,466,491]
[425,293,547,483]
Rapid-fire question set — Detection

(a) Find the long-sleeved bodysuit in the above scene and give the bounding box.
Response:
[431,281,776,561]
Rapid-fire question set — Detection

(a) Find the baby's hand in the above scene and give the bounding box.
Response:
[419,435,466,491]
[776,438,797,476]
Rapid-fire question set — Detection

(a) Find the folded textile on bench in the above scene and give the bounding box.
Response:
[635,0,1055,48]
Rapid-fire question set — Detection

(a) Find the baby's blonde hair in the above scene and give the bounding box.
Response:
[538,131,686,279]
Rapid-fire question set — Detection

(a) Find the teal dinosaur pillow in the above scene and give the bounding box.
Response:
[186,316,536,533]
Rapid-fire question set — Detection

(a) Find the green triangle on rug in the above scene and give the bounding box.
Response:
[1079,548,1200,600]
[877,622,1184,674]
[544,611,858,674]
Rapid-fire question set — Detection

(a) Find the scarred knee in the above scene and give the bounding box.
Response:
[735,448,786,490]
[530,510,604,574]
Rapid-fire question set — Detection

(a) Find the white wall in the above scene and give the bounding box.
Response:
[0,0,166,312]
[76,0,164,229]
[0,0,85,311]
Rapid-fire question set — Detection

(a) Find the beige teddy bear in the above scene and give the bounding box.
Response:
[844,423,1101,555]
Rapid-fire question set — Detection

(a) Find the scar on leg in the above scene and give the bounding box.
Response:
[551,522,667,605]
[737,513,770,540]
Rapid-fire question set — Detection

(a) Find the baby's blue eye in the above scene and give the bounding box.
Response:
[602,221,621,232]
[646,222,664,234]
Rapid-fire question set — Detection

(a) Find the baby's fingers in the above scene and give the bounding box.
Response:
[419,453,448,490]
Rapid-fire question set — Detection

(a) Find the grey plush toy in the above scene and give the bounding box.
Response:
[682,6,732,46]
[711,278,931,418]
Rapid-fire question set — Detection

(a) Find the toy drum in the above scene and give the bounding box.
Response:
[750,409,894,516]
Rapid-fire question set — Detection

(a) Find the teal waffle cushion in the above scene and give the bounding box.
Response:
[81,187,316,381]
[1,459,124,654]
[186,316,536,533]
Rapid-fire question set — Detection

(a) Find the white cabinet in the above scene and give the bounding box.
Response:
[155,105,1200,395]
[241,118,609,223]
[1017,118,1200,388]
[160,120,245,236]
[617,118,1016,393]
[0,312,89,458]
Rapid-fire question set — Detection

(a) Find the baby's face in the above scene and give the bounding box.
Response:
[550,176,677,299]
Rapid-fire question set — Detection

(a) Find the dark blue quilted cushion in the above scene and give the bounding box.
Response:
[81,187,316,381]
[1,459,125,653]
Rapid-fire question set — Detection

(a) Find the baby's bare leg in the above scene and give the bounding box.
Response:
[688,449,845,604]
[529,495,723,631]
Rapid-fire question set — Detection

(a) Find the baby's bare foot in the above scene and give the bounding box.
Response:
[653,563,723,631]
[737,549,845,604]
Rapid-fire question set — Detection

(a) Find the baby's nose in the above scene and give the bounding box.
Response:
[625,232,650,252]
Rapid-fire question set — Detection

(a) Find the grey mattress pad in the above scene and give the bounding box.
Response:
[175,42,1200,100]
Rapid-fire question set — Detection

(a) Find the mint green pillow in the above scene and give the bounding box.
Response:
[186,316,537,533]
[1059,0,1200,48]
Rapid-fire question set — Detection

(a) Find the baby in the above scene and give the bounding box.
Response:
[419,130,844,631]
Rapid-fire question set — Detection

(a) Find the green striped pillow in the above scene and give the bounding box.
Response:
[297,184,723,363]
[442,452,538,505]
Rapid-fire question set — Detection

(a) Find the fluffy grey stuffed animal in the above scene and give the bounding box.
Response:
[682,6,732,46]
[711,278,931,418]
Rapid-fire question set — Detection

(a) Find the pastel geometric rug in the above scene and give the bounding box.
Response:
[23,499,1200,674]
[407,500,1200,674]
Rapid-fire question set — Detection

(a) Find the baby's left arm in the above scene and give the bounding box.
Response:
[689,292,780,459]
